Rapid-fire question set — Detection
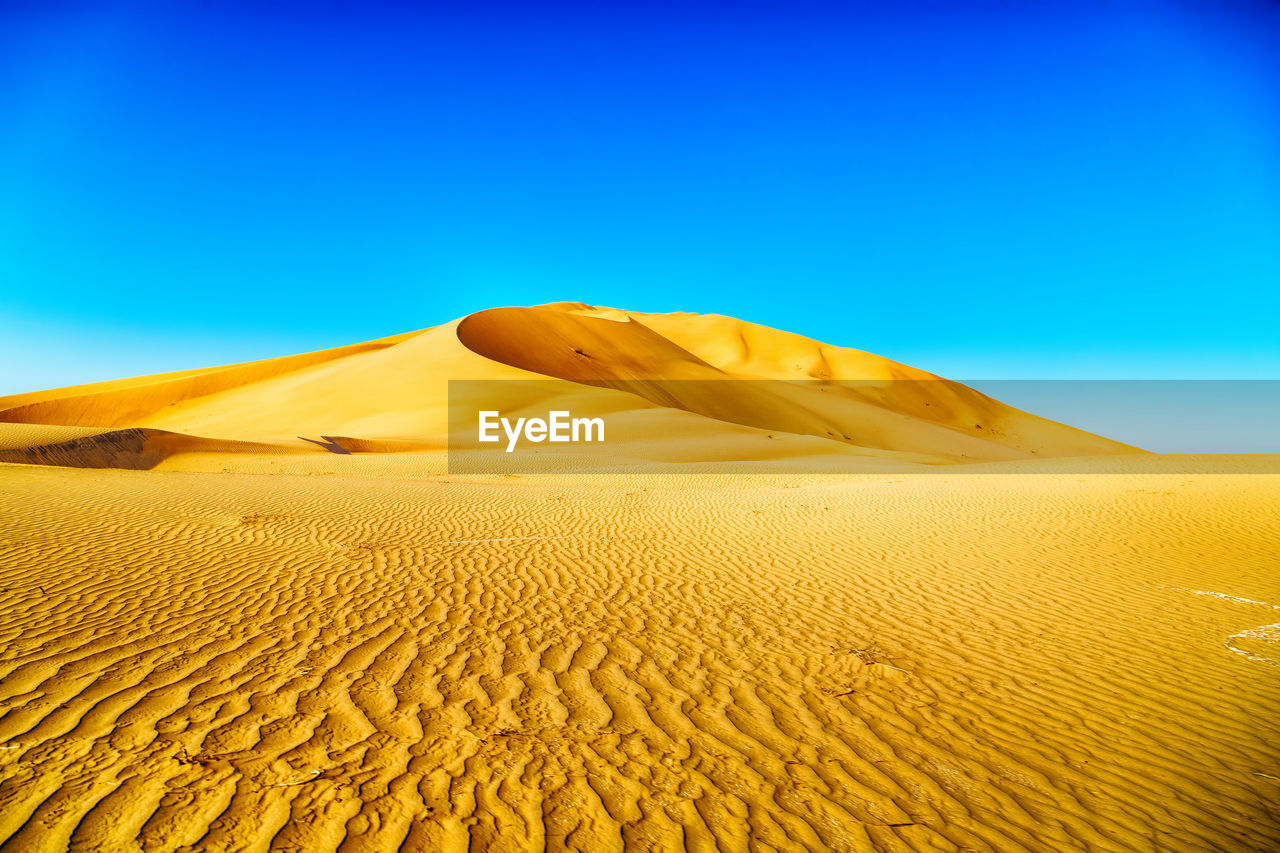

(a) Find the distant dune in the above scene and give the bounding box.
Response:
[1,305,1277,852]
[0,303,1138,472]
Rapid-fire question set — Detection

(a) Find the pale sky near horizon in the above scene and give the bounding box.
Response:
[2,2,1278,449]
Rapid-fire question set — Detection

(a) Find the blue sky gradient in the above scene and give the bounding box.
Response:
[2,1,1278,395]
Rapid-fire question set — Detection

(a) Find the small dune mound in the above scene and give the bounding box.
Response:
[0,427,292,471]
[317,436,445,453]
[0,428,177,470]
[0,423,122,450]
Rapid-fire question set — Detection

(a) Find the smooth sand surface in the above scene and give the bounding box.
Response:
[1,304,1277,851]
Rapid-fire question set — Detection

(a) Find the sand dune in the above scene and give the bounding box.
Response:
[0,303,1136,471]
[1,304,1277,851]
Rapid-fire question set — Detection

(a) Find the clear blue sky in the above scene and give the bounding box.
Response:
[2,0,1278,396]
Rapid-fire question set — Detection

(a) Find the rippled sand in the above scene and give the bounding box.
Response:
[1,456,1277,851]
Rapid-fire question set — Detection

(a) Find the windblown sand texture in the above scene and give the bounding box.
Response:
[1,304,1277,851]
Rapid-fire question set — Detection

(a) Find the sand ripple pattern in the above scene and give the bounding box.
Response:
[1,467,1278,851]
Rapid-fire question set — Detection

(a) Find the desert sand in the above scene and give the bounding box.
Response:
[0,303,1277,851]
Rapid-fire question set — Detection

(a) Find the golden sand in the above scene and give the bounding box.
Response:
[1,304,1277,851]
